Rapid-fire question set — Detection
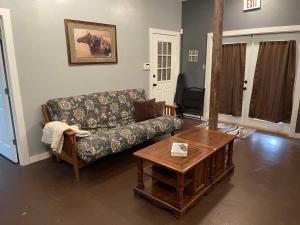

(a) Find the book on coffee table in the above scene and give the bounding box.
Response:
[171,143,188,157]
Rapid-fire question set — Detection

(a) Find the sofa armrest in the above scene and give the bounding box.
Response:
[40,105,81,181]
[164,104,177,116]
[64,129,76,136]
[41,121,48,127]
[64,130,77,144]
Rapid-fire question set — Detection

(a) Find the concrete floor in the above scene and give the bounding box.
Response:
[1,118,300,225]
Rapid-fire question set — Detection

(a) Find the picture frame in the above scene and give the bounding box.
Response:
[64,19,118,65]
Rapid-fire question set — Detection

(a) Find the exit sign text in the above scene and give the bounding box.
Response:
[244,0,261,11]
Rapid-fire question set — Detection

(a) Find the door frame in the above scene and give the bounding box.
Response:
[204,25,300,138]
[149,28,181,101]
[0,8,30,165]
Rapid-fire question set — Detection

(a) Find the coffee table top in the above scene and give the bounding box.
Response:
[175,127,235,150]
[134,136,212,174]
[133,128,235,174]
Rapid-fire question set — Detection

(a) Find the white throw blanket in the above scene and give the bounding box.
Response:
[42,121,91,154]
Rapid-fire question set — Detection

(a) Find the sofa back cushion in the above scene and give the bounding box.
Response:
[46,89,147,129]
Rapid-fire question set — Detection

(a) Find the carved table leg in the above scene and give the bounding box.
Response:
[176,173,184,209]
[227,141,234,168]
[136,159,144,189]
[210,155,216,182]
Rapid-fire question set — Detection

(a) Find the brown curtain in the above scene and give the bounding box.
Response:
[249,41,296,123]
[219,43,246,116]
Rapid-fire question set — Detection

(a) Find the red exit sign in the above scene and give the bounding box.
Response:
[244,0,261,11]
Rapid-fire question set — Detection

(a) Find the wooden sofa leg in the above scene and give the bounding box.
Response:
[50,152,55,160]
[71,149,80,181]
[67,133,81,181]
[171,132,175,136]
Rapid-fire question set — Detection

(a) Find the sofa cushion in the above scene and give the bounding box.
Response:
[46,89,147,129]
[76,116,183,162]
[137,116,183,138]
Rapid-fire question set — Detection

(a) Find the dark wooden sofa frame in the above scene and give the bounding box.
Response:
[41,104,177,181]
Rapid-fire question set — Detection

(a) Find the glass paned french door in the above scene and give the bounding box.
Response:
[217,33,300,135]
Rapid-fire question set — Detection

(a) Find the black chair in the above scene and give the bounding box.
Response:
[180,87,205,119]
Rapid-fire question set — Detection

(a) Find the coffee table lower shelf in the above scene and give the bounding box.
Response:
[134,164,235,218]
[133,128,236,218]
[134,179,211,218]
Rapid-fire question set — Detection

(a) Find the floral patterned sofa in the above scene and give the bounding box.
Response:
[41,89,183,180]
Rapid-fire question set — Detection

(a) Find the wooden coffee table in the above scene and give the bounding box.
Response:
[133,127,235,218]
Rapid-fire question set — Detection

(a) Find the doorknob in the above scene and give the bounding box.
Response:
[4,88,9,95]
[244,80,248,84]
[153,83,157,87]
[243,87,247,91]
[153,75,156,78]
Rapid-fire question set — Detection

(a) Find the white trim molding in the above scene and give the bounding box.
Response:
[149,28,181,37]
[0,8,30,165]
[183,113,202,120]
[207,25,300,37]
[204,25,300,138]
[30,152,50,164]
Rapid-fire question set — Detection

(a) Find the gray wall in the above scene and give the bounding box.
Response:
[0,0,182,157]
[181,0,300,88]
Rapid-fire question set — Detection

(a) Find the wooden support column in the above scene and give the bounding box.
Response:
[209,0,224,130]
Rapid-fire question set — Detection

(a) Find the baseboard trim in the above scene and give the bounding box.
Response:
[29,152,50,164]
[183,113,202,120]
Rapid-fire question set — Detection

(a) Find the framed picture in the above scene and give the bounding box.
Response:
[64,19,118,65]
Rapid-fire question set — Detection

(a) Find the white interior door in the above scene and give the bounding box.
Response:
[149,29,180,105]
[0,39,18,163]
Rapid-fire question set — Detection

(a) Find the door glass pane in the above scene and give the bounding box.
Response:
[167,56,171,67]
[168,42,171,54]
[157,69,162,81]
[167,69,171,80]
[163,42,167,54]
[158,42,163,55]
[158,56,162,68]
[162,69,167,81]
[162,56,167,67]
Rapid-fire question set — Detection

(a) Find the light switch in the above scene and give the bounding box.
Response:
[143,63,150,71]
